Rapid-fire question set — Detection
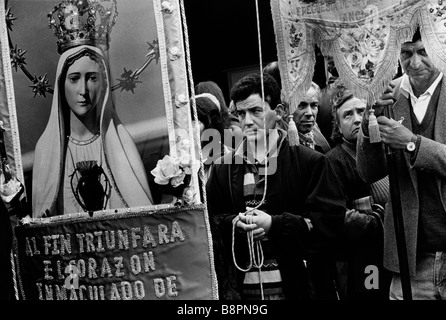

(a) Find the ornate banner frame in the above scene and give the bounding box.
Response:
[0,0,202,216]
[271,0,446,112]
[14,204,217,300]
[1,0,215,300]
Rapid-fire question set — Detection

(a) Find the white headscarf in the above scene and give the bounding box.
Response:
[195,93,220,111]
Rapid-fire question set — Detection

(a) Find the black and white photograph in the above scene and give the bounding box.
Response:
[0,0,445,312]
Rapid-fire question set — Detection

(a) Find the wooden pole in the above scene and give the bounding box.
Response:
[384,106,412,300]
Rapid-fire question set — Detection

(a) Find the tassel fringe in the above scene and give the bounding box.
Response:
[271,1,445,119]
[368,109,381,143]
[287,116,300,146]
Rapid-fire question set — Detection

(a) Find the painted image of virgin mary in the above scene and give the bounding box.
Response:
[32,44,154,217]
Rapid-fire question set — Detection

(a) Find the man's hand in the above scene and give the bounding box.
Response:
[345,209,363,224]
[245,207,272,234]
[344,209,374,238]
[365,83,397,120]
[377,116,414,150]
[233,212,265,240]
[233,207,272,240]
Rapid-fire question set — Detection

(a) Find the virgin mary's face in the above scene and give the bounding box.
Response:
[64,56,105,118]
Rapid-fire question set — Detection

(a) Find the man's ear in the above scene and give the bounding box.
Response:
[275,104,284,118]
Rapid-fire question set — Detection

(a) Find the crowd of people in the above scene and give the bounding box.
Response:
[200,28,446,300]
[2,26,445,301]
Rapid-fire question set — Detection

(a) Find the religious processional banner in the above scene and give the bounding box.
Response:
[271,0,446,112]
[14,205,218,300]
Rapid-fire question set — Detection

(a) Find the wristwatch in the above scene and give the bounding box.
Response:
[406,135,418,153]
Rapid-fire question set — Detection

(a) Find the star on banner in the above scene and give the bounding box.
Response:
[146,39,160,64]
[10,44,27,72]
[114,68,142,93]
[5,7,17,31]
[29,74,52,98]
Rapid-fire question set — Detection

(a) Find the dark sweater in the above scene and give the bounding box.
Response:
[326,141,390,300]
[326,143,370,207]
[410,88,446,252]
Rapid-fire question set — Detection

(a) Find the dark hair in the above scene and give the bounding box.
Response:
[263,61,282,90]
[195,81,229,113]
[230,73,281,110]
[192,95,229,137]
[411,27,421,43]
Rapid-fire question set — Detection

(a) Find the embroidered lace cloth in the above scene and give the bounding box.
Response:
[271,0,446,113]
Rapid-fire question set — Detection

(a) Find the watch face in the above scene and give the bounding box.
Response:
[407,141,416,152]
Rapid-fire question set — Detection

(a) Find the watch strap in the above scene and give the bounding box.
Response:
[409,134,421,163]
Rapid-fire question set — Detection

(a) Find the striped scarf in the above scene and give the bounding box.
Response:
[241,165,285,300]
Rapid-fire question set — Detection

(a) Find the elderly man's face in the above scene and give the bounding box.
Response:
[400,40,440,84]
[292,86,319,134]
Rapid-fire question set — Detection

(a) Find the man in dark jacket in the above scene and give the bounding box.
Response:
[206,73,346,300]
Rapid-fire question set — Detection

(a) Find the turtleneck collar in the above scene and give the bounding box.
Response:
[342,138,356,152]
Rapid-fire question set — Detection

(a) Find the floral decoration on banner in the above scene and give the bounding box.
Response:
[289,23,304,51]
[338,25,388,81]
[426,0,446,45]
[271,0,426,108]
[169,46,181,61]
[151,130,195,206]
[175,93,189,108]
[0,173,23,204]
[0,122,24,205]
[161,1,174,14]
[286,22,306,81]
[428,0,446,22]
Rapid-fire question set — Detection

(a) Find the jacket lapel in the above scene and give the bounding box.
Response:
[392,75,445,197]
[229,155,246,212]
[391,84,417,190]
[391,95,413,133]
[434,76,446,144]
[434,76,446,211]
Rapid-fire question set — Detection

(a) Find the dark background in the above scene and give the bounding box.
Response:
[183,0,327,104]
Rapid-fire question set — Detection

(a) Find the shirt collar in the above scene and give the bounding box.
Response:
[400,72,443,99]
